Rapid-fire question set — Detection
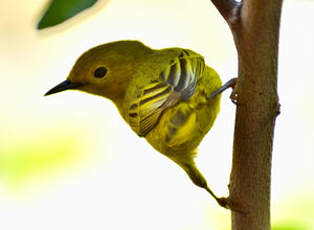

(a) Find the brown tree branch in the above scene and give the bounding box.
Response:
[211,0,242,26]
[210,0,283,229]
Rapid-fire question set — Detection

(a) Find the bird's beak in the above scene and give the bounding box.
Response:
[44,79,82,96]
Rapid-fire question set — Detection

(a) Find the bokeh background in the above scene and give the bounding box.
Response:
[1,0,313,229]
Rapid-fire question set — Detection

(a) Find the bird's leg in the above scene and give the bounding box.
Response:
[178,161,229,209]
[209,78,238,104]
[205,187,229,208]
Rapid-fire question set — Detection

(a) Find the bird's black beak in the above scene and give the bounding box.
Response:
[44,80,82,96]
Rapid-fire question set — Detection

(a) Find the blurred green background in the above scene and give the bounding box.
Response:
[0,0,313,229]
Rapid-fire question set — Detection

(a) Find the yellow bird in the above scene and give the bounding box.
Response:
[45,40,234,207]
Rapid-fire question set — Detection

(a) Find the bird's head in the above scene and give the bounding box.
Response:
[45,40,152,101]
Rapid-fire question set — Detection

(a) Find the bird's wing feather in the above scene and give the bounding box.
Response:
[128,50,205,136]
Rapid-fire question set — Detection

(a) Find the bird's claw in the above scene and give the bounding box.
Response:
[209,77,239,104]
[217,197,248,213]
[217,197,229,209]
[230,91,239,105]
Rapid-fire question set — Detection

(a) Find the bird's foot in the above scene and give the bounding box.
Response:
[216,196,248,214]
[216,197,229,208]
[230,90,239,105]
[209,78,239,105]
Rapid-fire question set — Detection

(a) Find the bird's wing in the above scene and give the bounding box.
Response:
[128,50,205,137]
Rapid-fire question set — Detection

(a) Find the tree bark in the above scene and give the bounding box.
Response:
[211,0,282,229]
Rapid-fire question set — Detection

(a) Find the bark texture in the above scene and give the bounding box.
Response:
[211,0,283,229]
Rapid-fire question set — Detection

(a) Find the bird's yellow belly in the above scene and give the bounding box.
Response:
[145,96,220,159]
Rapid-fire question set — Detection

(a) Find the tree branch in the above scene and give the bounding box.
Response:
[210,0,242,26]
[210,0,283,229]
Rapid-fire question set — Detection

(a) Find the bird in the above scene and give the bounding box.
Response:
[45,40,236,207]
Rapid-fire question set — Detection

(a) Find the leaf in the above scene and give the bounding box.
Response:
[37,0,98,30]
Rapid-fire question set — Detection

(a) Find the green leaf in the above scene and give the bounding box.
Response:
[37,0,98,30]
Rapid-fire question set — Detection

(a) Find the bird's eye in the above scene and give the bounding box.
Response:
[94,67,107,78]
